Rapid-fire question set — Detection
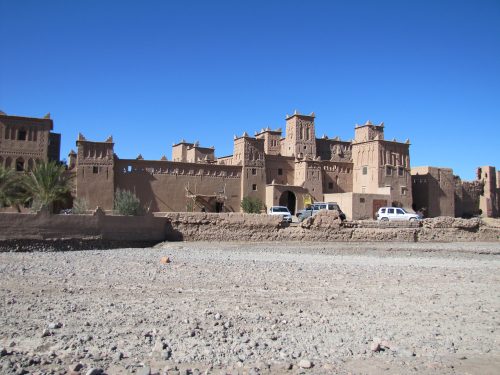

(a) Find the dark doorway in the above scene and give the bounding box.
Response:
[215,201,224,213]
[279,190,296,214]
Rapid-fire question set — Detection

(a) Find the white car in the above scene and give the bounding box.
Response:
[268,206,292,222]
[376,207,420,222]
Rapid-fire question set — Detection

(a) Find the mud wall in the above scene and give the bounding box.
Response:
[0,209,168,242]
[0,211,498,250]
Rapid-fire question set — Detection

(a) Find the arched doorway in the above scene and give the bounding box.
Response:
[279,190,296,215]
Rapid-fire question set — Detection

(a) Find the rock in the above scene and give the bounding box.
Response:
[298,359,313,369]
[48,322,62,329]
[163,364,178,373]
[0,347,7,357]
[370,342,381,352]
[398,348,416,357]
[41,329,51,337]
[85,369,102,375]
[68,363,84,372]
[277,362,293,371]
[380,340,392,350]
[153,340,165,352]
[160,256,171,264]
[113,351,123,361]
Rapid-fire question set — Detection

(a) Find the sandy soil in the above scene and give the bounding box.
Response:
[1,242,499,375]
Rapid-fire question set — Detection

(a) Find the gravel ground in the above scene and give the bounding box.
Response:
[1,242,499,375]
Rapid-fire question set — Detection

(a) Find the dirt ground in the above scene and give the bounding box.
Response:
[1,242,499,375]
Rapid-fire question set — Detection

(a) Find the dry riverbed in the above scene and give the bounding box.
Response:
[1,242,499,375]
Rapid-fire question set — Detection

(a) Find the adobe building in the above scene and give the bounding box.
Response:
[70,111,413,219]
[411,165,499,218]
[1,110,498,219]
[411,166,457,217]
[0,111,60,171]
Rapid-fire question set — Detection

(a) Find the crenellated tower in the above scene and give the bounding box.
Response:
[232,132,266,207]
[75,134,115,210]
[281,111,316,158]
[352,121,412,208]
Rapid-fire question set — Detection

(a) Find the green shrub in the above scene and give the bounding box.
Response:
[114,189,141,216]
[240,196,263,213]
[72,197,89,214]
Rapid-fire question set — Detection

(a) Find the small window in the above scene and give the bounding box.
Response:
[360,197,365,203]
[252,184,257,191]
[388,208,394,214]
[328,182,333,189]
[251,168,256,175]
[401,187,408,195]
[398,167,404,176]
[304,146,307,150]
[93,166,99,174]
[362,166,368,175]
[278,168,283,175]
[386,166,392,176]
[18,130,27,141]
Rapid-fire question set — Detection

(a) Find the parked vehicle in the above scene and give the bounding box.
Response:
[376,207,420,222]
[296,202,346,222]
[268,206,293,222]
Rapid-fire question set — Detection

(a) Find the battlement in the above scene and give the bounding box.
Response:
[354,120,385,143]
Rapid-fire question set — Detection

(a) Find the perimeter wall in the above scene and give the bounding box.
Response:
[0,211,498,250]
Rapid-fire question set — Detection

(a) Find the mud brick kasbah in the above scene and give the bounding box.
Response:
[0,110,498,219]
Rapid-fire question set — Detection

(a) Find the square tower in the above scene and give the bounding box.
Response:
[281,111,316,158]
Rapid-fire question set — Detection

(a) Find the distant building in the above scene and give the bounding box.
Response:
[411,166,499,218]
[0,112,60,171]
[1,110,498,218]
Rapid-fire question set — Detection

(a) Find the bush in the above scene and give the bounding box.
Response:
[72,197,89,214]
[114,189,141,216]
[240,196,263,213]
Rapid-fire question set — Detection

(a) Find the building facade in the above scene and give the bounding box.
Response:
[1,110,498,219]
[0,112,60,172]
[70,111,413,219]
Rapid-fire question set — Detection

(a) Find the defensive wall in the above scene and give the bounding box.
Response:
[0,211,498,251]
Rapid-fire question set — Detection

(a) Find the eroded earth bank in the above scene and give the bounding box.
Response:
[1,242,499,375]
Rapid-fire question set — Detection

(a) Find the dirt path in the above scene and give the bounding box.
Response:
[1,242,499,374]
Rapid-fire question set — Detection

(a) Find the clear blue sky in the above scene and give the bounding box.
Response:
[1,0,499,180]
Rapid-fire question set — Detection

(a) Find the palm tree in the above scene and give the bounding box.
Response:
[0,165,17,208]
[21,161,72,213]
